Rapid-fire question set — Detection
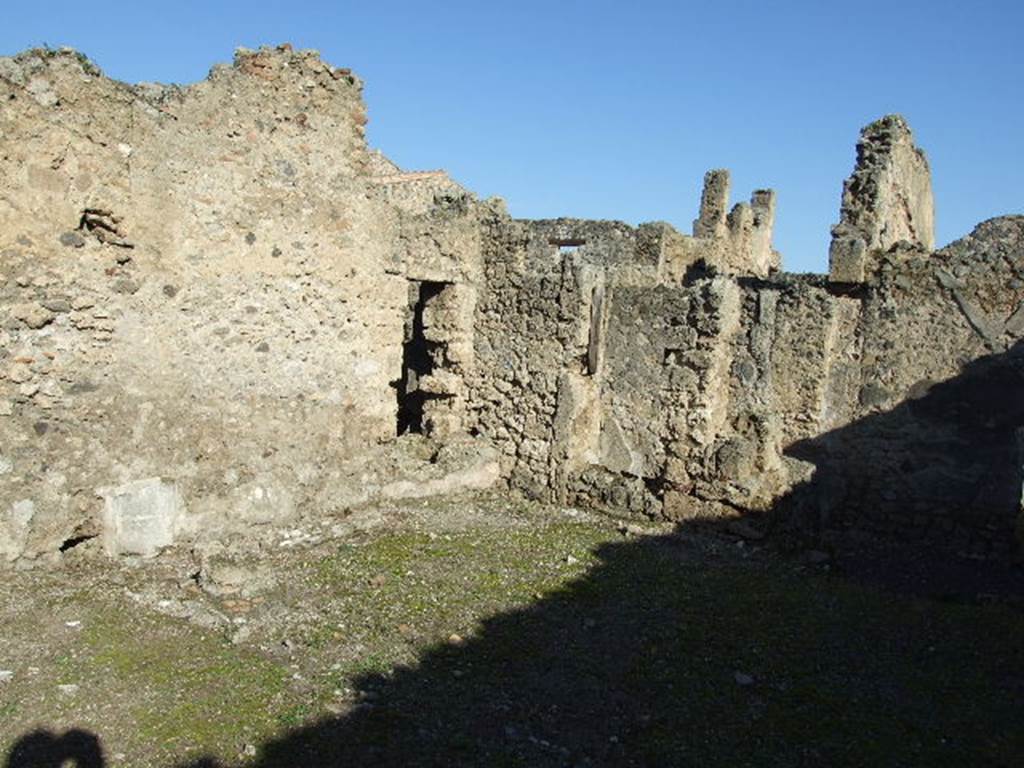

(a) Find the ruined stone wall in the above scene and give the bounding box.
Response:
[466,208,766,511]
[462,117,1022,560]
[0,46,498,566]
[495,216,1024,560]
[2,47,1020,568]
[689,169,779,279]
[829,115,935,283]
[468,215,582,498]
[817,217,1024,557]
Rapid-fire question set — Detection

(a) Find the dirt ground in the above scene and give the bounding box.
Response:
[1,493,1022,767]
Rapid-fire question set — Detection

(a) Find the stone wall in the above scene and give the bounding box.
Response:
[828,115,935,283]
[0,46,493,565]
[1,46,1021,567]
[460,110,1022,560]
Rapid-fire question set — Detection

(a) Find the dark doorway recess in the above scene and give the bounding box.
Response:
[396,279,447,435]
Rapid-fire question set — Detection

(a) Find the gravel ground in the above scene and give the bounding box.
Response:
[1,492,1021,767]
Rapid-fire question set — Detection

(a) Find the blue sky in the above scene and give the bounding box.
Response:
[3,1,1021,272]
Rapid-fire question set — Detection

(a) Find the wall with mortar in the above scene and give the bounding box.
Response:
[464,120,1024,560]
[2,47,1021,567]
[0,46,501,566]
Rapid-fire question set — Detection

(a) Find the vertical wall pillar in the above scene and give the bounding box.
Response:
[693,169,731,240]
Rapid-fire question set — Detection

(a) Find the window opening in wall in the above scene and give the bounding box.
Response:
[396,279,448,435]
[549,237,586,254]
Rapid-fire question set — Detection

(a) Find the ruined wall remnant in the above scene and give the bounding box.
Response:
[685,169,780,280]
[829,115,935,284]
[1,46,1021,568]
[0,46,489,565]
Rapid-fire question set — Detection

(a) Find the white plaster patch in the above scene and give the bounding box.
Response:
[100,478,185,557]
[0,500,35,562]
[353,358,381,377]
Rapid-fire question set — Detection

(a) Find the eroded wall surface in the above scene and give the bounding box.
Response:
[0,46,493,564]
[2,46,1021,567]
[463,119,1023,561]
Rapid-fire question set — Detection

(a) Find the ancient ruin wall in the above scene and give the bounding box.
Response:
[0,46,499,565]
[1,47,1021,568]
[462,114,1022,559]
[828,115,935,283]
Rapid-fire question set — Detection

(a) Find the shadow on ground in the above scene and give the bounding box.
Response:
[5,729,104,768]
[6,533,1023,767]
[7,346,1024,767]
[195,533,1021,767]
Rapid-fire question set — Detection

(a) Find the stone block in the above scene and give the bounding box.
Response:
[229,481,295,525]
[662,489,701,521]
[100,478,184,557]
[828,232,867,284]
[0,500,35,562]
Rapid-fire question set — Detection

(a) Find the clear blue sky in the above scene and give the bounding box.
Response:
[3,1,1021,272]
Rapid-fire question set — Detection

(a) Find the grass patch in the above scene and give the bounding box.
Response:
[74,605,294,762]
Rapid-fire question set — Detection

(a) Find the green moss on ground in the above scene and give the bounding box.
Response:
[1,505,1021,767]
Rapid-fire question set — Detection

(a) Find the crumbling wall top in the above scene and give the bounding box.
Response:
[829,114,935,284]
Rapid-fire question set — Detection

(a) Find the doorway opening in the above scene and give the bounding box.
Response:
[396,279,448,435]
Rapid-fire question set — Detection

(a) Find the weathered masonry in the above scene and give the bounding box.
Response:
[1,46,1022,567]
